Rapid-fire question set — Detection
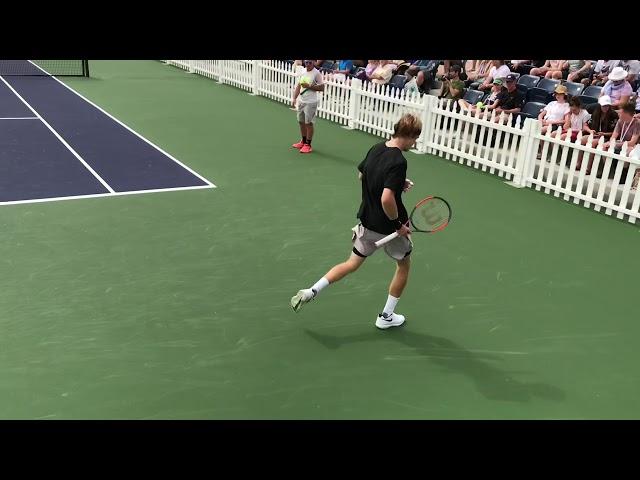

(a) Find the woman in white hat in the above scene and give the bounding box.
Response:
[601,67,633,109]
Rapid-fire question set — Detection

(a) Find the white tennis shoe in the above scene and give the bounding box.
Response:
[290,288,316,312]
[375,312,405,329]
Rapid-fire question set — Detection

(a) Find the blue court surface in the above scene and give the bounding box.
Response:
[0,60,215,205]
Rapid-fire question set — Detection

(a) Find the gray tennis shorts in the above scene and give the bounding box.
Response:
[297,101,318,124]
[351,223,413,261]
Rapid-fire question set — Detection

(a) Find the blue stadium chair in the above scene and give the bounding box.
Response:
[564,81,585,97]
[527,78,560,103]
[462,89,484,104]
[517,74,541,89]
[320,61,335,72]
[583,85,603,97]
[518,64,534,75]
[389,74,408,90]
[520,101,547,119]
[517,84,530,97]
[577,95,599,108]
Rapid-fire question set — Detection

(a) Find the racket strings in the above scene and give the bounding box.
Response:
[411,199,450,232]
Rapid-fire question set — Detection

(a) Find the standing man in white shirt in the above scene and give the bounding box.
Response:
[292,59,325,154]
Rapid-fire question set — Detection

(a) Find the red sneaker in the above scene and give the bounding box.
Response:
[292,140,305,149]
[300,144,313,154]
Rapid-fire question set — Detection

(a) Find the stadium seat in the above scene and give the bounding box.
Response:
[389,74,408,90]
[320,61,335,72]
[518,64,534,75]
[527,78,560,103]
[517,84,529,96]
[564,81,585,97]
[512,112,530,127]
[583,85,603,97]
[462,89,484,104]
[520,101,547,119]
[577,95,599,108]
[585,103,599,115]
[517,74,541,89]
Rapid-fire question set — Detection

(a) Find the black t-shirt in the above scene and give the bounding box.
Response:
[497,88,525,111]
[357,142,408,234]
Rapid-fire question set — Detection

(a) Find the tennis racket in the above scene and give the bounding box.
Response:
[374,196,452,248]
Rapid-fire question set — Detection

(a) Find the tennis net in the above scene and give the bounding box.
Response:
[0,60,89,77]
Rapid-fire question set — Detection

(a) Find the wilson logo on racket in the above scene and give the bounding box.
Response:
[374,196,452,248]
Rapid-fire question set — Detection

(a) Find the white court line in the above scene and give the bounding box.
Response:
[0,117,38,120]
[0,184,213,207]
[27,60,217,188]
[0,75,116,194]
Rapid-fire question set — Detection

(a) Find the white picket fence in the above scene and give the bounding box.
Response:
[164,60,640,224]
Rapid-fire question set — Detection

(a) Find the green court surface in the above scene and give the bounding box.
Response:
[1,60,639,419]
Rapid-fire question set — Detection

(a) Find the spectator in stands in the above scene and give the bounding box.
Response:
[561,97,591,142]
[604,102,640,153]
[576,96,619,173]
[404,60,442,93]
[539,84,570,134]
[596,102,640,179]
[357,60,379,82]
[602,67,633,109]
[331,60,354,83]
[585,60,621,86]
[459,78,503,114]
[493,74,524,122]
[620,60,640,86]
[445,80,465,102]
[567,60,592,83]
[441,61,466,82]
[530,60,568,79]
[478,60,510,91]
[465,60,492,86]
[436,81,465,114]
[370,60,394,86]
[439,65,463,99]
[587,96,619,140]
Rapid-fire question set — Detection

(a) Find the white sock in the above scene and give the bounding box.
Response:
[310,277,330,296]
[382,294,399,316]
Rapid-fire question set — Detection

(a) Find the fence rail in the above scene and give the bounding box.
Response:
[164,60,640,224]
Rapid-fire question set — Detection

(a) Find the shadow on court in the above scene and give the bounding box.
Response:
[304,327,566,403]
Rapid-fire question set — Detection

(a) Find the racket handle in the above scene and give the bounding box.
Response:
[374,231,400,248]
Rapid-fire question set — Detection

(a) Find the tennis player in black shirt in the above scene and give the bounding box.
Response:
[290,114,422,329]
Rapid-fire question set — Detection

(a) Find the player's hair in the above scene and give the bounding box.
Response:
[392,113,422,139]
